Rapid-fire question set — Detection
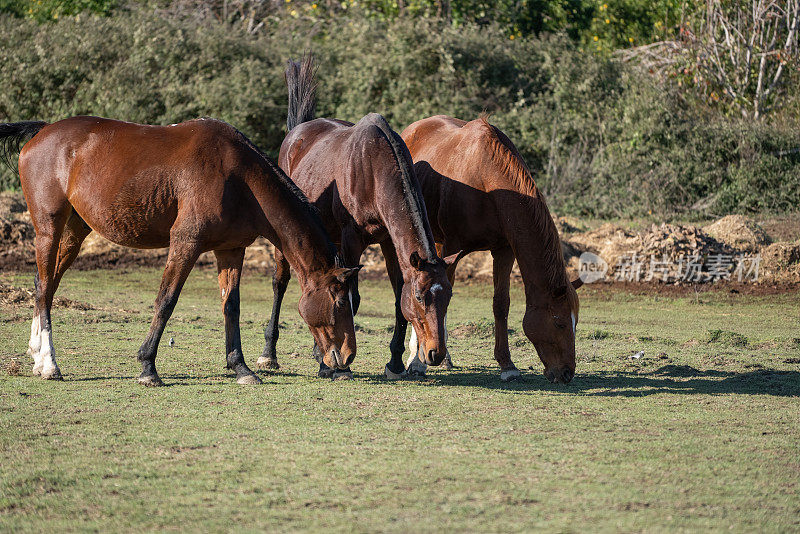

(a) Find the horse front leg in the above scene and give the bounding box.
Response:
[257,250,291,371]
[137,241,200,387]
[215,248,261,385]
[491,247,520,381]
[381,239,410,379]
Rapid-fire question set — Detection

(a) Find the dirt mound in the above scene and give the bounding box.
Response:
[759,241,800,283]
[0,217,34,245]
[568,223,732,268]
[0,192,27,219]
[0,281,94,309]
[638,223,732,256]
[554,216,583,235]
[566,223,638,268]
[703,215,771,251]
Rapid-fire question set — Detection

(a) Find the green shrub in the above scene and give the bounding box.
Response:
[0,9,798,218]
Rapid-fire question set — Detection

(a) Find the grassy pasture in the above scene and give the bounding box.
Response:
[1,266,799,532]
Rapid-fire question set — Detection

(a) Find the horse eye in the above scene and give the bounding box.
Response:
[414,290,423,303]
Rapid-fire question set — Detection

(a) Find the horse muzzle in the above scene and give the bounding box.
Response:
[545,366,574,384]
[329,348,354,370]
[425,349,445,366]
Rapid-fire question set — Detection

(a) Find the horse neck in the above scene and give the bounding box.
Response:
[378,189,438,274]
[494,172,566,304]
[248,174,335,281]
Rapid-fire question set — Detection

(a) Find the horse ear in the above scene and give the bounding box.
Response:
[334,266,362,283]
[442,250,466,266]
[571,278,584,290]
[553,285,568,299]
[409,251,423,269]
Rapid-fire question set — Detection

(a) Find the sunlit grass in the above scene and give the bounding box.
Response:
[1,267,799,531]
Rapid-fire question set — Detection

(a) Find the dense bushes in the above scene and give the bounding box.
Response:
[0,9,798,217]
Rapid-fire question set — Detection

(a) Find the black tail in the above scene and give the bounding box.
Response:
[0,121,48,175]
[285,55,317,132]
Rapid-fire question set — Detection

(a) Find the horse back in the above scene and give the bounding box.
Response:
[401,116,507,250]
[280,114,422,242]
[19,116,259,249]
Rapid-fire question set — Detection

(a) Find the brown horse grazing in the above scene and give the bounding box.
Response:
[0,116,358,386]
[256,58,458,379]
[400,115,582,384]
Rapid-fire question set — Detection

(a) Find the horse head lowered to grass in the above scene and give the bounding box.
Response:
[0,116,358,385]
[401,115,582,383]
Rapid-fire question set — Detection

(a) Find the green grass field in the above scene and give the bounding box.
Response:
[1,266,799,532]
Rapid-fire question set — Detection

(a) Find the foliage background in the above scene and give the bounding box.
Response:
[0,0,798,218]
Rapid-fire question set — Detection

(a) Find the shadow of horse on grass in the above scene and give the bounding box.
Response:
[360,364,800,397]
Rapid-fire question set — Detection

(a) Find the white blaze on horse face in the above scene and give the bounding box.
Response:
[571,312,576,335]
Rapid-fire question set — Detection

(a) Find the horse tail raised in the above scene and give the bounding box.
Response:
[284,55,317,132]
[0,121,48,174]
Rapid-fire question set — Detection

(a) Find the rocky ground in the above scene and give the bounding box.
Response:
[2,192,799,285]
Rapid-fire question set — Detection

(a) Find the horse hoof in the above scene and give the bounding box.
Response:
[256,357,280,371]
[318,368,335,379]
[500,369,521,382]
[138,374,164,387]
[237,374,262,385]
[40,367,62,381]
[31,364,42,376]
[384,365,405,380]
[406,369,426,379]
[332,370,353,381]
[441,358,455,371]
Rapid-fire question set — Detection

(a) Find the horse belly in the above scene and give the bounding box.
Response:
[69,179,177,249]
[438,186,503,251]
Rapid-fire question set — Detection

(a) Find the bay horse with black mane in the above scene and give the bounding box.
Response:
[256,57,458,379]
[0,116,358,386]
[400,115,582,384]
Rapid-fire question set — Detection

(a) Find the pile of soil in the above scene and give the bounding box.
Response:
[759,241,800,282]
[562,218,799,284]
[703,215,771,252]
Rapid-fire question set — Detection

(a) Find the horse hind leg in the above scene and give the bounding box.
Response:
[215,248,261,385]
[28,274,43,374]
[257,250,290,371]
[30,203,78,380]
[29,212,91,376]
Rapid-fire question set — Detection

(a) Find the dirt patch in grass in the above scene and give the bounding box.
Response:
[449,320,495,339]
[705,329,749,347]
[0,281,94,310]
